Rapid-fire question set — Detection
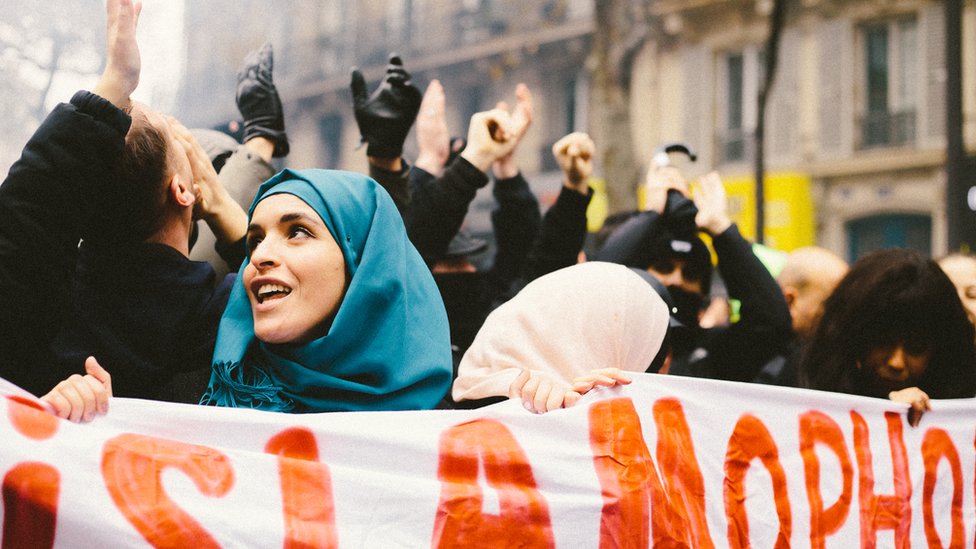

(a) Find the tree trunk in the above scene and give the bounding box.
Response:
[590,0,649,214]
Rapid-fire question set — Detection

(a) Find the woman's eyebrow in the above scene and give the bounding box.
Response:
[278,212,321,225]
[247,212,322,233]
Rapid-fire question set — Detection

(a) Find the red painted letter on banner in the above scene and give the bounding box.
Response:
[102,433,234,549]
[588,397,719,548]
[850,411,911,548]
[724,414,791,549]
[6,396,58,440]
[265,427,338,549]
[799,411,853,549]
[921,428,963,548]
[2,463,59,549]
[652,398,716,549]
[432,419,554,549]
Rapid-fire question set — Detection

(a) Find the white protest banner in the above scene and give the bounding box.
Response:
[1,373,974,548]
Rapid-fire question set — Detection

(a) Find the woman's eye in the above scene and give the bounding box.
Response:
[289,225,312,239]
[246,236,263,252]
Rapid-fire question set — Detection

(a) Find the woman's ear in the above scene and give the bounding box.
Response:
[169,173,196,207]
[782,286,798,309]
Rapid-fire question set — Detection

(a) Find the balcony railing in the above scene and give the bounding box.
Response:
[859,109,916,148]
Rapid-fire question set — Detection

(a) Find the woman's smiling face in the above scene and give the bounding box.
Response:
[243,193,348,344]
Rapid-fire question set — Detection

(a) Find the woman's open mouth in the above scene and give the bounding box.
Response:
[255,283,292,304]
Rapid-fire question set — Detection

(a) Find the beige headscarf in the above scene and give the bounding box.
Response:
[452,262,670,402]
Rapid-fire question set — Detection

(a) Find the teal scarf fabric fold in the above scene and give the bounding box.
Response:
[201,169,452,412]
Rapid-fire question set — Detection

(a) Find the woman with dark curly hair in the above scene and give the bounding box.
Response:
[798,248,976,426]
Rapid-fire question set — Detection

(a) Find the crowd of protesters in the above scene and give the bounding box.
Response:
[2,0,974,429]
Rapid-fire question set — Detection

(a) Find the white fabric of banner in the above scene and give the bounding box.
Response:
[2,373,974,548]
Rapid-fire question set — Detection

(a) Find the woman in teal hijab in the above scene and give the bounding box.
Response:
[201,169,452,412]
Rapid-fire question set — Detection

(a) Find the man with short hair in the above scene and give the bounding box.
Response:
[0,0,247,406]
[752,246,848,386]
[777,247,849,339]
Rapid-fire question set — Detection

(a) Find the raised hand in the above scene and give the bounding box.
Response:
[492,83,534,179]
[692,171,732,235]
[41,357,112,423]
[169,118,247,243]
[237,43,289,157]
[459,108,520,172]
[94,0,143,110]
[414,79,450,175]
[350,54,423,159]
[552,131,595,193]
[643,162,689,214]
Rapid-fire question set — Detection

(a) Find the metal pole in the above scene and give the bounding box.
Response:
[945,0,970,251]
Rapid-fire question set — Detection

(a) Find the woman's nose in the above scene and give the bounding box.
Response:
[250,238,279,269]
[885,345,908,378]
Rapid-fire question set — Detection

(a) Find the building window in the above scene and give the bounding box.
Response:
[860,17,918,148]
[846,213,930,261]
[717,47,760,163]
[725,53,746,162]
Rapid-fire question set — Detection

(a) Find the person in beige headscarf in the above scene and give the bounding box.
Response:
[452,261,671,413]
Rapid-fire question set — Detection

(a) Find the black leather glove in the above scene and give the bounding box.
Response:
[237,43,289,157]
[663,189,700,238]
[350,54,422,158]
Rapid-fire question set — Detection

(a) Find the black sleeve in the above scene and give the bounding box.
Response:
[486,172,541,300]
[216,236,248,271]
[522,185,593,283]
[0,90,131,393]
[405,157,489,263]
[368,161,411,218]
[701,224,793,381]
[592,209,665,268]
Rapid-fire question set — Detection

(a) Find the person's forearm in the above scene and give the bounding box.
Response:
[413,153,444,177]
[92,74,132,112]
[368,156,402,173]
[244,136,275,164]
[369,159,410,217]
[714,224,791,331]
[524,186,592,281]
[407,157,488,262]
[202,188,248,245]
[489,172,541,290]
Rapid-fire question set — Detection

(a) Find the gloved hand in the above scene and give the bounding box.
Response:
[350,54,422,158]
[237,43,289,157]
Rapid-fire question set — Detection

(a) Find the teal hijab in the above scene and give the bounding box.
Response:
[201,169,452,412]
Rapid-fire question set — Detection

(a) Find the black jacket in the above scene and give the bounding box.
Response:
[370,158,541,370]
[595,208,791,382]
[0,91,234,400]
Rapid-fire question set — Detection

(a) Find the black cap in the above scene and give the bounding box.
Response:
[445,230,488,258]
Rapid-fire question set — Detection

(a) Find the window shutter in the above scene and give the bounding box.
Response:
[768,28,799,162]
[683,44,713,167]
[920,4,946,146]
[818,18,854,157]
